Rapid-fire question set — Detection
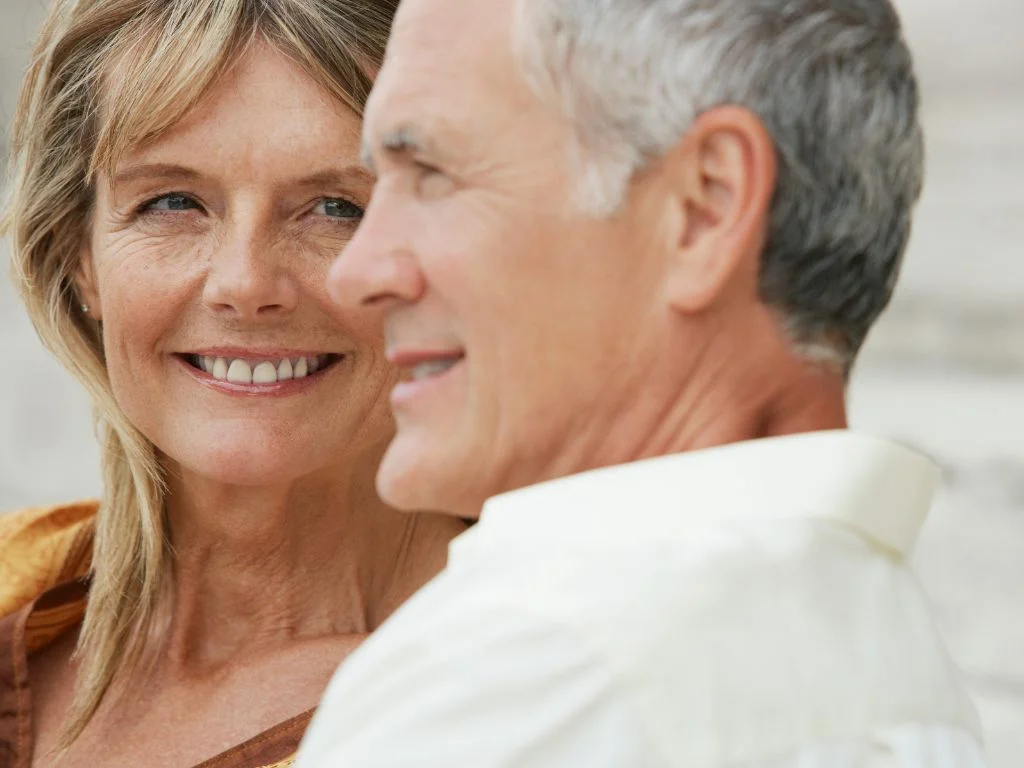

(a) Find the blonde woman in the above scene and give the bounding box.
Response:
[0,1,467,766]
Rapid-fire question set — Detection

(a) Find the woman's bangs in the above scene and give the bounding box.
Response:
[90,2,254,177]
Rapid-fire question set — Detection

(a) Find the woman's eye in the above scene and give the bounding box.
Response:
[313,198,364,220]
[141,194,200,213]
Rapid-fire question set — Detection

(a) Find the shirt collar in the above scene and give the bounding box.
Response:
[455,430,938,560]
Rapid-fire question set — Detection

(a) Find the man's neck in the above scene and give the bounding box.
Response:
[518,320,849,497]
[652,353,848,455]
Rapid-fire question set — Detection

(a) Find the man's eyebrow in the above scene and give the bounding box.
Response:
[361,125,439,174]
[360,137,376,173]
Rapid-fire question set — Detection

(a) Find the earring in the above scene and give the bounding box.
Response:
[81,302,90,314]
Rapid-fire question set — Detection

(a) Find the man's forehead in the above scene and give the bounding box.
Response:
[388,0,516,73]
[366,0,523,156]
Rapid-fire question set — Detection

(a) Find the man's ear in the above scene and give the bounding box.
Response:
[75,238,101,321]
[662,106,776,314]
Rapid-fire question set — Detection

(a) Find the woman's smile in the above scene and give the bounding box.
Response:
[176,348,347,394]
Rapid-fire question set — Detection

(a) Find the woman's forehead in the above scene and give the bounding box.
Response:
[92,23,365,180]
[102,45,362,186]
[91,23,253,178]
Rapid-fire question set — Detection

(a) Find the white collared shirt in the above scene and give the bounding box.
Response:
[298,431,988,767]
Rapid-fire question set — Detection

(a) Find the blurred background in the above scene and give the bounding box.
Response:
[0,0,1021,763]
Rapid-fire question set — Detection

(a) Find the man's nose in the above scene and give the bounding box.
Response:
[327,193,425,314]
[203,224,299,319]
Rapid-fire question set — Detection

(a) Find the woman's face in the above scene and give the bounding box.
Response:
[79,43,393,488]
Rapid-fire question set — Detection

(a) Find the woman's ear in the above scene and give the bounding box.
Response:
[75,239,101,321]
[662,105,777,315]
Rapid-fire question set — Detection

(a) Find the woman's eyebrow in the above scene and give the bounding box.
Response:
[112,164,374,190]
[113,163,203,187]
[290,166,376,189]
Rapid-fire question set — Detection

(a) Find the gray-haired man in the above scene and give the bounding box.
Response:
[298,0,987,764]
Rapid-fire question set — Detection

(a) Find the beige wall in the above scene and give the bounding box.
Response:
[0,1,1021,764]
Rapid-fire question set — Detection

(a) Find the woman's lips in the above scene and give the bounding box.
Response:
[176,352,344,391]
[187,353,334,384]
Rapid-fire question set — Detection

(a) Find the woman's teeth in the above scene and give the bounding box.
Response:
[197,355,324,384]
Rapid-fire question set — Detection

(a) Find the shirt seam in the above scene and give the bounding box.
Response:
[192,709,312,768]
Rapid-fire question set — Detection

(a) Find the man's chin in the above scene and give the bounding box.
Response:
[376,436,483,519]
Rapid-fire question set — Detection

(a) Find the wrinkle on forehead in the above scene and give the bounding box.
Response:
[366,0,542,165]
[112,44,364,193]
[386,0,519,83]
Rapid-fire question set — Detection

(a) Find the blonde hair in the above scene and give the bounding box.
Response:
[4,0,396,744]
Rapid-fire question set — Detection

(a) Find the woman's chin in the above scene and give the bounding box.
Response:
[153,418,376,491]
[167,445,328,490]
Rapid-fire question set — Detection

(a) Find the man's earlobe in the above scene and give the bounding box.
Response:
[665,106,776,315]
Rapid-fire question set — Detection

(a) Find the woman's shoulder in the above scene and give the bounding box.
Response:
[0,500,97,619]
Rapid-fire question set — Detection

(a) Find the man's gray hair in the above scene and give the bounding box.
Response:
[514,0,924,368]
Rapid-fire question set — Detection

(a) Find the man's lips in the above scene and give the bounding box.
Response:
[387,348,465,383]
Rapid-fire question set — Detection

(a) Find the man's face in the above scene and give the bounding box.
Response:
[332,0,677,516]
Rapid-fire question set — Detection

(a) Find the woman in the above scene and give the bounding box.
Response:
[0,1,467,766]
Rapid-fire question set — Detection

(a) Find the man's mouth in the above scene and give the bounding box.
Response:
[180,353,343,385]
[408,358,462,381]
[387,349,465,407]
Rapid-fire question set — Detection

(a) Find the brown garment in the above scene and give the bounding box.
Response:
[0,504,311,768]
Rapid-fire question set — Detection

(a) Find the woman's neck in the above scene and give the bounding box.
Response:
[157,458,467,674]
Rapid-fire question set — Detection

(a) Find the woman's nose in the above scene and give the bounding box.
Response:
[203,227,299,319]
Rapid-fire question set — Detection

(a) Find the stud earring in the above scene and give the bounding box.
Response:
[81,302,90,314]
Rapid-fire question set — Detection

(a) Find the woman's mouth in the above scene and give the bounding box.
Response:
[180,353,343,385]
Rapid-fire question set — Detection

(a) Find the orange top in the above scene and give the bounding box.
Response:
[0,503,308,768]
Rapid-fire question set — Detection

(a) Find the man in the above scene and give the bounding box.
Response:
[298,0,987,765]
